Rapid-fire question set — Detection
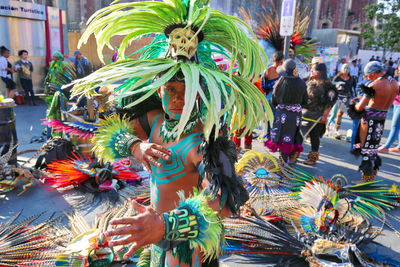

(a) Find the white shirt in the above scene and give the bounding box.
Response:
[349,64,359,77]
[295,59,309,80]
[0,56,9,78]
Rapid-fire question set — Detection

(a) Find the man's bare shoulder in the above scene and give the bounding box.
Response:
[370,78,392,92]
[147,109,164,122]
[129,109,163,140]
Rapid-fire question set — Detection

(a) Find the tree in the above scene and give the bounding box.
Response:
[361,0,400,57]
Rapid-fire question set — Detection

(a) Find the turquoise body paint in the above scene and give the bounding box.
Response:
[149,115,201,208]
[161,88,181,120]
[193,254,199,267]
[151,132,202,185]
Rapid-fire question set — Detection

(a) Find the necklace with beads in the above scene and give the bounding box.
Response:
[159,111,200,142]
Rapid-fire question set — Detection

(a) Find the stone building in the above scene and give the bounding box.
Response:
[312,0,375,31]
[65,0,375,34]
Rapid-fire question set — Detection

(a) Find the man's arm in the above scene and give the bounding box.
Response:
[0,58,6,72]
[92,109,171,171]
[84,59,92,75]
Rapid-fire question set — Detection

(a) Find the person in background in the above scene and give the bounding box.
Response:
[301,63,338,165]
[376,56,381,62]
[357,58,363,77]
[0,46,16,99]
[44,51,70,96]
[350,60,360,95]
[369,55,375,62]
[262,51,284,101]
[14,50,36,105]
[352,61,399,182]
[295,54,309,81]
[265,59,308,164]
[378,88,400,154]
[332,64,353,139]
[393,59,399,69]
[70,50,92,79]
[395,64,400,80]
[386,60,395,77]
[336,58,347,75]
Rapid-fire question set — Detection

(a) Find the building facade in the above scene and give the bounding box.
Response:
[313,0,374,31]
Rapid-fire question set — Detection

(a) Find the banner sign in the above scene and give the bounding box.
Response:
[0,0,46,21]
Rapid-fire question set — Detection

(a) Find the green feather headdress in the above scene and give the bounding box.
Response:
[71,0,273,140]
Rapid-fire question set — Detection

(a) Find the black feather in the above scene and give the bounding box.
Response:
[347,103,366,120]
[199,125,249,215]
[361,84,376,98]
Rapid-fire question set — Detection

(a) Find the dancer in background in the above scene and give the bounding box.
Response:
[262,51,283,101]
[351,61,398,181]
[332,63,353,139]
[301,63,338,165]
[265,59,308,164]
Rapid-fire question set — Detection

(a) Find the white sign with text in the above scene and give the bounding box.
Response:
[280,0,296,36]
[0,0,46,21]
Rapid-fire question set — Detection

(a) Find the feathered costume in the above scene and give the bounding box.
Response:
[240,2,318,61]
[351,85,387,181]
[222,150,400,266]
[44,52,75,99]
[69,0,272,266]
[42,152,147,208]
[71,0,272,140]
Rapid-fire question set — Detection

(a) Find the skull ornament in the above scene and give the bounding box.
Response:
[168,27,198,59]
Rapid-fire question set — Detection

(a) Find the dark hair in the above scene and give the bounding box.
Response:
[18,50,28,56]
[272,76,307,105]
[1,46,9,55]
[156,69,185,82]
[273,51,284,63]
[315,63,329,81]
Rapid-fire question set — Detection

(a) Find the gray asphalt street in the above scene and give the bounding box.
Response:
[1,100,399,265]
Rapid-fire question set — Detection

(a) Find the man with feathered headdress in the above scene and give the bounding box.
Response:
[70,1,272,266]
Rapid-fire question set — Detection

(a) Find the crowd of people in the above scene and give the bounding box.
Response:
[0,46,92,105]
[262,52,400,182]
[1,1,400,266]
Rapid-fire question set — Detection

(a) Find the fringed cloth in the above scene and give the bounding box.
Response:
[265,104,304,154]
[353,107,387,176]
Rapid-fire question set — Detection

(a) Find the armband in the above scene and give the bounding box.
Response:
[347,103,366,120]
[93,114,139,162]
[163,207,199,241]
[163,189,223,261]
[114,132,140,158]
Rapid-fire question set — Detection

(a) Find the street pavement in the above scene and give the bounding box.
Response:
[1,100,400,265]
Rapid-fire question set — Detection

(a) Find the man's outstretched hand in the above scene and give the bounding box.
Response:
[105,200,165,259]
[131,142,172,173]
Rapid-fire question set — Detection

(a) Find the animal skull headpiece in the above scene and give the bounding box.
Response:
[165,24,204,60]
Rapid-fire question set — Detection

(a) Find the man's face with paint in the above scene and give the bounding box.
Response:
[158,81,185,120]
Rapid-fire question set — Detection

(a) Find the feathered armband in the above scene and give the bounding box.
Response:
[361,84,376,98]
[347,103,366,120]
[93,114,140,163]
[163,189,224,262]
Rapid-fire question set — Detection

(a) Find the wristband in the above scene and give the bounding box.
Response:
[163,206,199,241]
[161,189,223,262]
